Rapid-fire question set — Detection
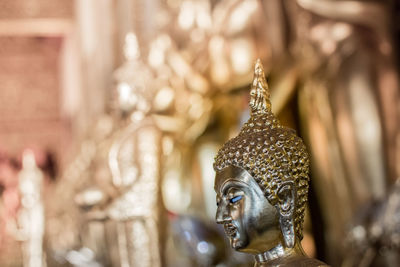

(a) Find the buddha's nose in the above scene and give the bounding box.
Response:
[215,204,230,224]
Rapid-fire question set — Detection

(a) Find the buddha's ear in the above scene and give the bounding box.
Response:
[277,181,296,248]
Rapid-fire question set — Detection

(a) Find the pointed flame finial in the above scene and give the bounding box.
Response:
[124,32,140,61]
[249,59,271,114]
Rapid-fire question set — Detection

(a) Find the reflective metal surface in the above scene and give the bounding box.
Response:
[215,166,281,254]
[213,60,329,266]
[170,215,227,266]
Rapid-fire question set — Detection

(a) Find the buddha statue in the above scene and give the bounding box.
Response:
[213,59,329,267]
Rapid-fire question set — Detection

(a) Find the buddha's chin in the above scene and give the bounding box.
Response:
[230,236,247,251]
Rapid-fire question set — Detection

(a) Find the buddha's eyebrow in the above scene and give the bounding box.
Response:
[220,179,248,195]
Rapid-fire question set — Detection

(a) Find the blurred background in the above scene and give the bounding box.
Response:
[0,0,399,266]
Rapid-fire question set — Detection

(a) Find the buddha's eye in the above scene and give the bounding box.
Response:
[229,195,243,204]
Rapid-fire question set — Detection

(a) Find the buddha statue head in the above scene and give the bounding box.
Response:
[213,59,310,260]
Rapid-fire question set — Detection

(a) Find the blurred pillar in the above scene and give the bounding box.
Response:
[75,0,115,134]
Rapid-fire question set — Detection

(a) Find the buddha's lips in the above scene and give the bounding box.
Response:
[224,223,237,237]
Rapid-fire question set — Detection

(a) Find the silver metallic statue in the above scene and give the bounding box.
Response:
[213,60,328,266]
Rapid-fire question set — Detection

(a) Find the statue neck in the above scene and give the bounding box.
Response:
[254,239,306,265]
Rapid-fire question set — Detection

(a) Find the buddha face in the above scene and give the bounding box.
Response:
[215,165,281,254]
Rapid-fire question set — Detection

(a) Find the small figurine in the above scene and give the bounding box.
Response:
[18,150,45,267]
[213,59,329,266]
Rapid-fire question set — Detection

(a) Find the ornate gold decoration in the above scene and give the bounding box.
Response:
[214,59,309,240]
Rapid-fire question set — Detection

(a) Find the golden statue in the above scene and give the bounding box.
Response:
[213,59,329,266]
[105,32,165,267]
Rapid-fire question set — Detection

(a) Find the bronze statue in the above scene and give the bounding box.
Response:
[213,59,329,266]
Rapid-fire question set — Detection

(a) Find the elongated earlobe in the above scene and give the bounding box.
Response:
[277,181,296,248]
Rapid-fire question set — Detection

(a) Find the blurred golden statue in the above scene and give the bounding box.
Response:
[18,150,45,267]
[103,32,165,267]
